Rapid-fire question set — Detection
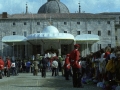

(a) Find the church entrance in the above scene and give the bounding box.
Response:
[32,45,41,56]
[45,47,59,57]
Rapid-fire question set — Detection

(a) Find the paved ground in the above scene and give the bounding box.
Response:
[0,72,102,90]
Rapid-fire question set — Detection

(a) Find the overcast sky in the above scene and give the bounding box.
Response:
[0,0,120,14]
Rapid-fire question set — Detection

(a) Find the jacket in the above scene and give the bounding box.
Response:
[6,59,11,69]
[64,54,70,69]
[69,49,81,68]
[0,59,4,70]
[52,60,58,68]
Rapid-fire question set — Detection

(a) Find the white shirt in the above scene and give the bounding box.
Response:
[52,60,58,68]
[110,53,116,59]
[11,62,15,67]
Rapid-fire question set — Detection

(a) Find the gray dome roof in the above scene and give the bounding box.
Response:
[42,25,59,33]
[38,0,69,13]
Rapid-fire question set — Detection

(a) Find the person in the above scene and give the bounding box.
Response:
[41,57,48,78]
[104,46,111,64]
[51,58,58,76]
[11,61,16,76]
[64,54,71,80]
[6,57,11,77]
[0,57,4,78]
[33,59,39,76]
[26,60,31,73]
[69,44,83,88]
[61,59,65,76]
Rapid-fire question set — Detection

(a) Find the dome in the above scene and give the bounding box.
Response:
[38,0,69,13]
[42,25,59,33]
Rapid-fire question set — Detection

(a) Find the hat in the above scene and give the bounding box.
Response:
[66,54,70,57]
[74,44,80,48]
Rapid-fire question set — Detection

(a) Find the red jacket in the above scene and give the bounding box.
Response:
[6,59,11,69]
[0,59,4,70]
[64,54,70,69]
[69,49,81,68]
[104,52,110,58]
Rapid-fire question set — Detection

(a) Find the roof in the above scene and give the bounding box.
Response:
[0,13,115,19]
[2,35,27,45]
[42,26,59,33]
[75,34,99,44]
[38,0,69,13]
[27,25,74,45]
[2,35,27,42]
[27,33,74,40]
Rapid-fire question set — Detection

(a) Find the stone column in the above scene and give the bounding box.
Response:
[41,42,44,55]
[58,40,61,56]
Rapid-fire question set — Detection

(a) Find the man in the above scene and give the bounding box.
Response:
[64,54,71,80]
[26,60,31,73]
[69,44,83,88]
[6,57,11,77]
[11,61,16,76]
[33,59,39,76]
[41,57,48,78]
[0,57,4,78]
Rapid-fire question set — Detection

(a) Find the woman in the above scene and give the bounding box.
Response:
[51,58,58,76]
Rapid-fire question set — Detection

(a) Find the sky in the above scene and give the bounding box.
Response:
[0,0,120,14]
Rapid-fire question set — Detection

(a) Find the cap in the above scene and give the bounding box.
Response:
[66,54,70,57]
[74,44,80,48]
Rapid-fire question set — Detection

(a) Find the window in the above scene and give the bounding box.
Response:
[98,31,101,36]
[37,31,40,33]
[98,44,101,50]
[24,31,27,37]
[88,31,91,34]
[77,22,80,25]
[98,21,101,24]
[108,30,111,35]
[107,21,110,24]
[108,44,111,47]
[64,31,67,33]
[115,28,117,32]
[13,32,16,35]
[24,22,27,25]
[115,36,117,40]
[77,31,80,35]
[64,22,67,25]
[37,22,40,25]
[13,22,16,25]
[99,44,101,49]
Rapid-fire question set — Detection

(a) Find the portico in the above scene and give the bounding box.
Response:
[2,25,99,59]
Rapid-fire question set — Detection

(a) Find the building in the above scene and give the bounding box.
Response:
[0,0,118,59]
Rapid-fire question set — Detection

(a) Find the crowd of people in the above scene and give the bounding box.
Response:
[80,46,120,90]
[0,44,120,90]
[63,45,120,90]
[0,55,62,78]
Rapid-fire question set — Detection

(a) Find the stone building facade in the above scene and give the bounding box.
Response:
[0,0,118,59]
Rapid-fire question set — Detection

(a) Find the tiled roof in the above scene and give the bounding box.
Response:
[0,13,114,19]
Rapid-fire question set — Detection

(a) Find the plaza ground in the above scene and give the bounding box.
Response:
[0,72,101,90]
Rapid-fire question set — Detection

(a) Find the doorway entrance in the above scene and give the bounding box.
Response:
[32,45,41,56]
